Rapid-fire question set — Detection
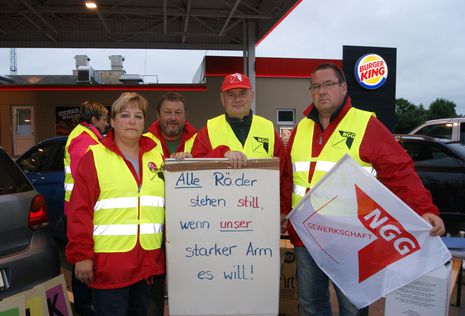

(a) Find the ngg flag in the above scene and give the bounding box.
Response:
[288,155,451,308]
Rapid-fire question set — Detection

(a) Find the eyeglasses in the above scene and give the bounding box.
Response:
[310,81,341,92]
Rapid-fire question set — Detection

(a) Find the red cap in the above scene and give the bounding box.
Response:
[221,73,252,92]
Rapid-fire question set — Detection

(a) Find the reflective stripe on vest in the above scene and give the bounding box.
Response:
[207,115,275,158]
[94,196,165,212]
[292,160,376,175]
[290,108,375,207]
[93,223,164,236]
[64,125,100,201]
[91,144,165,253]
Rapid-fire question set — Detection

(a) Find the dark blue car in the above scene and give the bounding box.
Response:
[16,136,67,240]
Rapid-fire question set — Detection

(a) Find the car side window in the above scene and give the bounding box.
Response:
[18,142,61,173]
[404,141,460,167]
[49,142,65,171]
[416,124,453,140]
[0,150,33,195]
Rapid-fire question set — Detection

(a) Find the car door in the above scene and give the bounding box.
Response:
[402,140,464,215]
[16,140,65,227]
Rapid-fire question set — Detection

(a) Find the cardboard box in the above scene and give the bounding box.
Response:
[385,261,452,316]
[279,239,299,316]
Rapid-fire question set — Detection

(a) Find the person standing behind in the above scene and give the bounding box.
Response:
[66,92,165,316]
[64,101,109,316]
[191,72,292,228]
[145,92,196,315]
[286,63,445,316]
[145,92,197,159]
[64,101,109,215]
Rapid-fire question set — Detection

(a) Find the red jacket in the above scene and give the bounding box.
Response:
[64,122,102,216]
[65,131,165,289]
[191,116,292,216]
[286,98,439,247]
[146,120,197,157]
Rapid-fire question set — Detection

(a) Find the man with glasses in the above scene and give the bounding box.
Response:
[285,63,445,316]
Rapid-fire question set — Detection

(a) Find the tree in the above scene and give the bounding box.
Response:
[394,98,426,133]
[426,98,457,119]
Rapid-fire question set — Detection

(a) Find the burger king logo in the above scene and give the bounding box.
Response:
[355,54,388,90]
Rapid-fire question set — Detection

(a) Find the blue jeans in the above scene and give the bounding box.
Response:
[294,246,368,316]
[92,278,151,316]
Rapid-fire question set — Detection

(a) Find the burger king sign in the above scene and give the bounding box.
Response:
[355,54,388,90]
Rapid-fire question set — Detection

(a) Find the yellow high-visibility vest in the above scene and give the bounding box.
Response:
[291,108,375,207]
[64,124,100,202]
[144,132,197,155]
[90,144,165,253]
[207,114,275,158]
[183,134,197,153]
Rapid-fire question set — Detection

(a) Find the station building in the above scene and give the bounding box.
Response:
[0,55,341,156]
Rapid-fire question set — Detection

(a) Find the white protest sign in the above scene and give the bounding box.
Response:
[165,158,280,316]
[289,155,451,309]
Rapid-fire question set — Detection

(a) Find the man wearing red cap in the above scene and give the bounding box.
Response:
[191,72,292,228]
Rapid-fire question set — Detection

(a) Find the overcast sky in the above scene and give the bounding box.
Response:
[1,0,464,114]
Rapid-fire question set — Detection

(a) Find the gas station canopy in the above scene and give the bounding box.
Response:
[0,0,301,50]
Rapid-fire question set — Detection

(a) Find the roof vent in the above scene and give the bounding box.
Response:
[110,55,125,71]
[74,55,90,68]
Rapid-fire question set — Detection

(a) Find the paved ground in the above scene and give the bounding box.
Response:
[57,238,465,316]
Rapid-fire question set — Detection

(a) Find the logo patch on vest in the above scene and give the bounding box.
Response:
[252,137,269,153]
[148,161,164,181]
[333,130,356,150]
